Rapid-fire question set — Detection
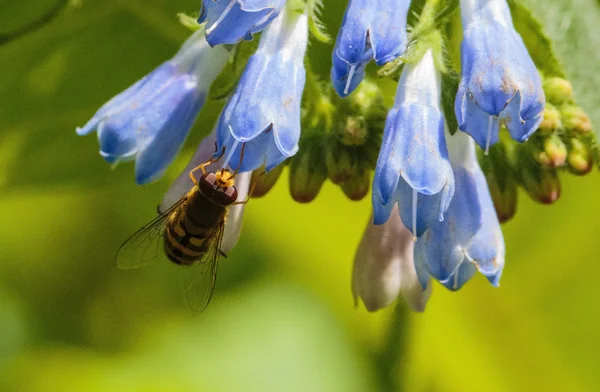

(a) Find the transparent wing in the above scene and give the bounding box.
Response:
[116,199,185,270]
[182,220,226,313]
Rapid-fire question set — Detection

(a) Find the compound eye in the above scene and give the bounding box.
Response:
[199,172,217,195]
[213,186,238,206]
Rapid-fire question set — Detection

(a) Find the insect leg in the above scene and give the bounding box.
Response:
[189,146,226,184]
[231,170,266,205]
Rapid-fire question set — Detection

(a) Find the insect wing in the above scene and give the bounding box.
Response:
[183,220,225,313]
[116,199,185,270]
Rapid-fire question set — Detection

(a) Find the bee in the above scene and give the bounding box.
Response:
[116,145,249,312]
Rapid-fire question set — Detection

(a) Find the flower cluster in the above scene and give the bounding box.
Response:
[78,0,596,312]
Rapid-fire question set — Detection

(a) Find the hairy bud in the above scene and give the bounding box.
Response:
[543,77,574,105]
[250,163,285,198]
[289,141,327,203]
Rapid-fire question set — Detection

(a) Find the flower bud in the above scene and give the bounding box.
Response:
[561,105,592,135]
[486,173,518,223]
[538,104,562,136]
[534,151,553,168]
[250,163,285,198]
[353,209,431,312]
[480,143,517,222]
[325,143,355,185]
[289,142,327,203]
[542,133,567,167]
[335,80,385,147]
[341,116,369,146]
[543,77,574,105]
[521,165,561,204]
[567,138,593,175]
[342,170,370,201]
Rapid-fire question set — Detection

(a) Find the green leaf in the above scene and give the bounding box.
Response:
[520,0,600,134]
[307,0,332,44]
[508,0,566,78]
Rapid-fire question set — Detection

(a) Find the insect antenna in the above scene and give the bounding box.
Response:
[189,145,226,184]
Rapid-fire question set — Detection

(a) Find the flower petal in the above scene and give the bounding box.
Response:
[77,30,229,184]
[216,7,307,172]
[331,0,411,96]
[372,50,454,236]
[199,0,285,46]
[456,0,545,149]
[414,131,505,290]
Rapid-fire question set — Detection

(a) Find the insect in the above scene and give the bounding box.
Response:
[116,144,249,312]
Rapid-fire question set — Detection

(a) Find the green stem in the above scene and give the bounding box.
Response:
[375,301,410,392]
[414,0,459,33]
[410,0,458,71]
[379,0,458,77]
[420,0,443,24]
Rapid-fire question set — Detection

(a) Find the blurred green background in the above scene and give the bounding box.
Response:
[1,0,600,391]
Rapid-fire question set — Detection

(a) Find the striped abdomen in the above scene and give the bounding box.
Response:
[163,188,227,266]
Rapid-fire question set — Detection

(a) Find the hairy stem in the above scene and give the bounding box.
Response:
[375,301,410,392]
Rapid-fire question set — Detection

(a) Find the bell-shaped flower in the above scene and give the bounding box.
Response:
[77,30,229,184]
[455,0,545,153]
[216,6,307,172]
[353,208,431,312]
[159,131,251,255]
[331,0,411,97]
[372,49,454,238]
[199,0,286,46]
[414,130,505,291]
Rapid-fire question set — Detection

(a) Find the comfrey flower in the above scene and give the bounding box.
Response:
[331,0,411,97]
[198,0,286,46]
[372,49,454,238]
[414,131,505,290]
[159,130,251,255]
[216,5,308,172]
[455,0,545,153]
[77,0,598,315]
[77,30,229,184]
[353,207,431,312]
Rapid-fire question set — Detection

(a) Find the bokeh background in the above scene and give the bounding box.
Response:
[1,0,600,391]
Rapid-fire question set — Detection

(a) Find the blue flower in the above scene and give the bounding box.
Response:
[199,0,286,46]
[414,131,505,291]
[372,50,454,238]
[455,0,545,153]
[77,31,229,184]
[216,6,307,172]
[331,0,411,97]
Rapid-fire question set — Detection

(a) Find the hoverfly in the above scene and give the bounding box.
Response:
[116,143,250,312]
